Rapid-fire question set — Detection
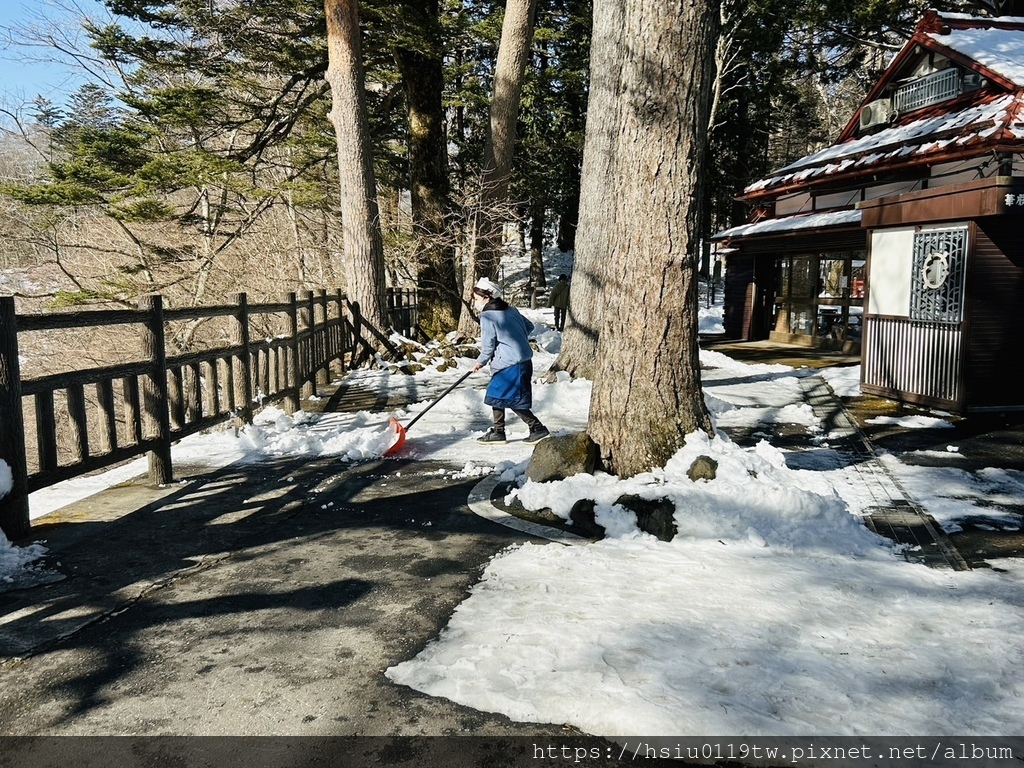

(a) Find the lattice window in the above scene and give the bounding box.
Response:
[910,228,967,324]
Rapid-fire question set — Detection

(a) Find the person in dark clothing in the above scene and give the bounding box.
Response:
[548,273,569,332]
[471,277,550,445]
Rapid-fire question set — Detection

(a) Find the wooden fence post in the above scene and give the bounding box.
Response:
[285,292,300,414]
[300,290,315,399]
[0,297,30,540]
[232,292,254,424]
[140,295,172,485]
[349,300,363,370]
[315,288,329,388]
[332,289,346,377]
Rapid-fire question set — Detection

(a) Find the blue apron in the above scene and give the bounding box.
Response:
[484,360,533,410]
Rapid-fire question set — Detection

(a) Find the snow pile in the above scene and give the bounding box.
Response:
[239,407,401,460]
[0,532,46,584]
[0,459,11,499]
[511,431,886,555]
[0,462,48,582]
[698,302,724,334]
[387,430,1024,736]
[386,540,1024,736]
[820,364,862,398]
[867,414,955,429]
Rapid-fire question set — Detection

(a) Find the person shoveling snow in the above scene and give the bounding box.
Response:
[470,277,550,446]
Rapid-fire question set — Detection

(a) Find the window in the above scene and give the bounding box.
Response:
[818,258,846,298]
[772,252,866,341]
[910,228,967,323]
[851,260,866,299]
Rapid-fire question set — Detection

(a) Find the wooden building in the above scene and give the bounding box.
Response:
[713,11,1024,412]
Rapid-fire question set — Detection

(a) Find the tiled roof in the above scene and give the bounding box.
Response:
[742,93,1024,198]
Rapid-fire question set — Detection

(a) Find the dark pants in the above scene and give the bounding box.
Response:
[553,307,567,332]
[493,407,544,434]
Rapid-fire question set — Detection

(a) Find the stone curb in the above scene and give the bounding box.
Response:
[467,474,587,546]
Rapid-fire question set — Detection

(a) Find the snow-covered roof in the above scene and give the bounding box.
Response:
[928,27,1024,86]
[743,93,1024,197]
[741,12,1024,201]
[713,208,862,241]
[938,12,1024,23]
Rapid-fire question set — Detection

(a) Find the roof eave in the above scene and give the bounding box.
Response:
[738,141,1021,203]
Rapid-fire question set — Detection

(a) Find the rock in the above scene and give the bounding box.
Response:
[525,432,600,483]
[568,499,605,540]
[614,494,677,542]
[687,455,718,482]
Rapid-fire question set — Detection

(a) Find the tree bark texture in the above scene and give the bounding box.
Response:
[324,0,388,332]
[549,0,623,379]
[458,0,539,334]
[588,0,718,478]
[395,0,460,336]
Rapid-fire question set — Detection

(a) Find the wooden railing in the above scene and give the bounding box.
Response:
[0,288,411,540]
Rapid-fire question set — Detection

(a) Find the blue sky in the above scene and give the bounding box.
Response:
[0,2,86,106]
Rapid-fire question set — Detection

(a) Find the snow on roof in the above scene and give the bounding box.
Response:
[937,12,1024,23]
[744,93,1022,196]
[928,27,1024,85]
[713,208,862,241]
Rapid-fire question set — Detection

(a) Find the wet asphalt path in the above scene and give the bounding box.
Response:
[0,457,567,738]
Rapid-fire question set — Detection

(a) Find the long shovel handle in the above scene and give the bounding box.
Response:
[402,368,476,431]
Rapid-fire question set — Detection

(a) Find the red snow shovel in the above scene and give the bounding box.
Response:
[384,368,476,456]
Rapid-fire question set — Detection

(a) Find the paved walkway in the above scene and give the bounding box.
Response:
[796,376,968,570]
[0,351,1001,747]
[0,456,587,740]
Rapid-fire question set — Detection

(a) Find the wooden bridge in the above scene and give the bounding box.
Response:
[0,288,418,540]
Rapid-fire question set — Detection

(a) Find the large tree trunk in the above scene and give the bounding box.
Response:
[324,0,387,332]
[395,0,460,337]
[457,0,539,335]
[548,0,623,379]
[587,0,718,478]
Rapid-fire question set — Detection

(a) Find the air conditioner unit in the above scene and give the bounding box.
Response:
[859,98,892,130]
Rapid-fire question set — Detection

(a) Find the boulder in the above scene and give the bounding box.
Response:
[525,432,600,483]
[687,455,718,482]
[614,494,677,542]
[568,499,605,540]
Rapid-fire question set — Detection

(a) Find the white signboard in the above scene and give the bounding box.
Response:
[868,228,915,317]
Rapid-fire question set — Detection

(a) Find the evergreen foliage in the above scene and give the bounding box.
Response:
[0,0,1017,312]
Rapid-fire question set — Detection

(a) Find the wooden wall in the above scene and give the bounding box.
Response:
[967,219,1024,409]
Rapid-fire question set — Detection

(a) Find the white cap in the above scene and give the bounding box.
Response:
[474,277,502,297]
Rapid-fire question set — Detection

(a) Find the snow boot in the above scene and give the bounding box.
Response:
[523,427,550,445]
[477,428,507,445]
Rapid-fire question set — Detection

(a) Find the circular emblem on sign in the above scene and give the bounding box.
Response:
[921,250,950,290]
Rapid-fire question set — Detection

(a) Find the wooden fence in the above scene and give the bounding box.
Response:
[0,288,414,540]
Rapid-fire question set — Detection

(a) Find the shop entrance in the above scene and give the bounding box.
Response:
[769,252,865,351]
